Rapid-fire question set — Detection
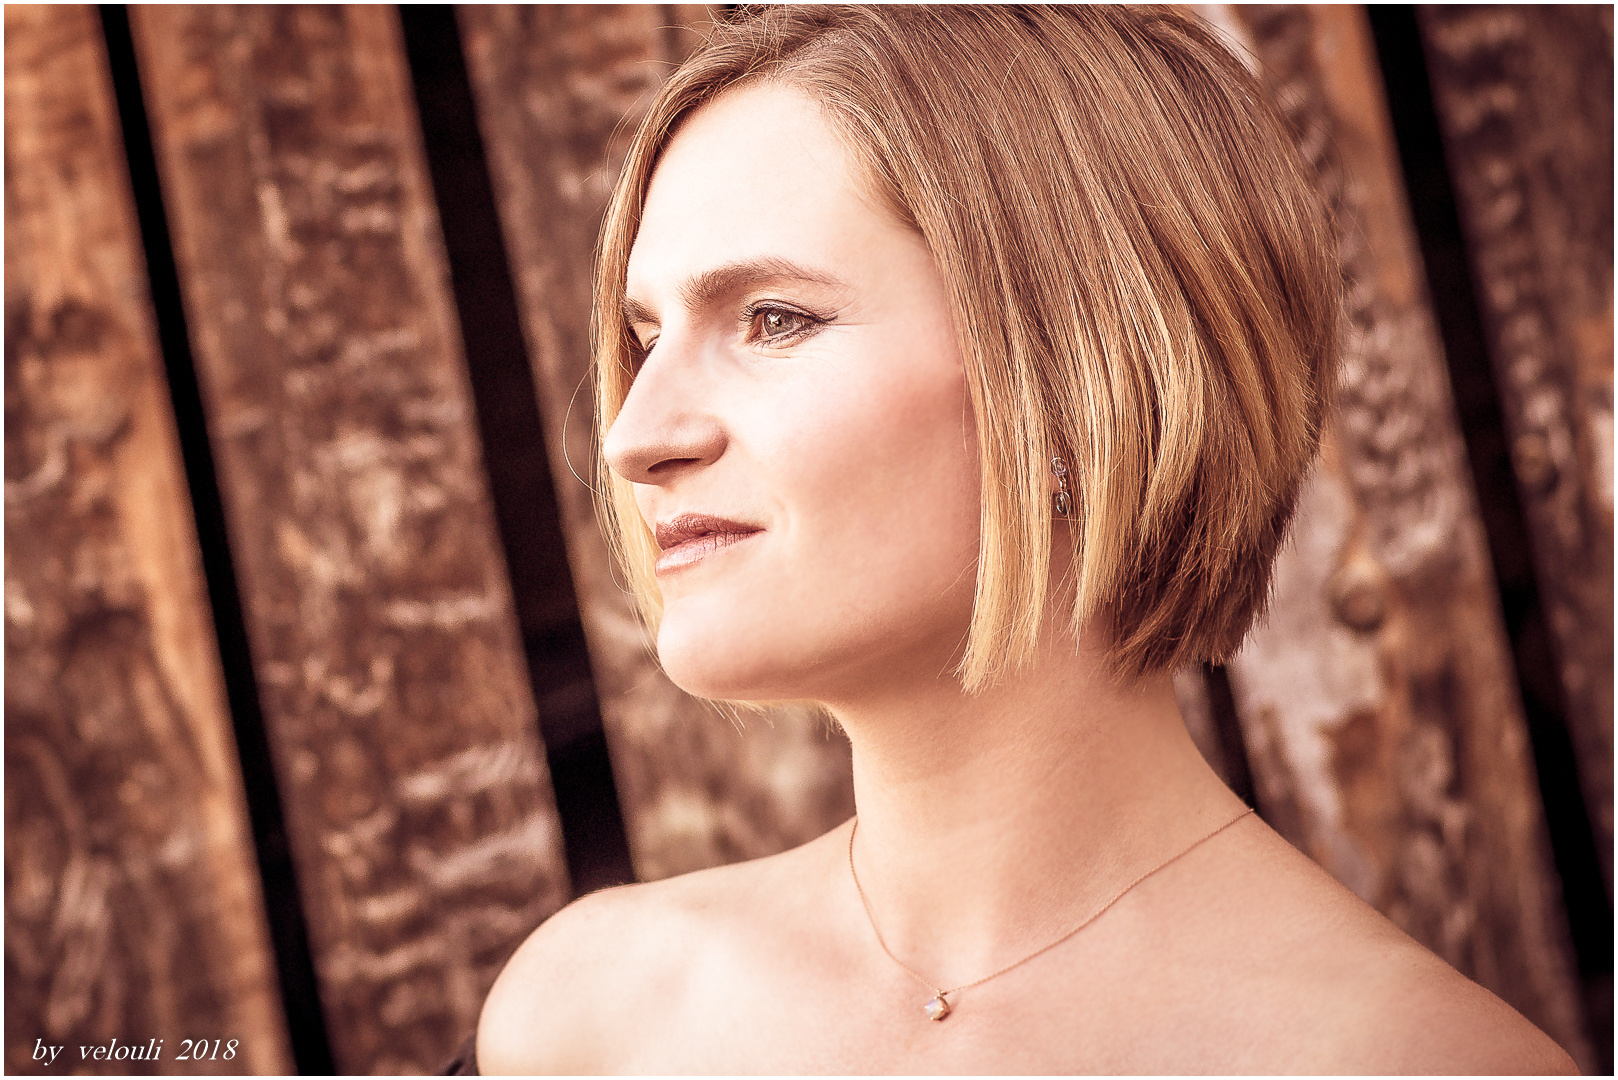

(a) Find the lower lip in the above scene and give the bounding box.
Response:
[655,530,762,575]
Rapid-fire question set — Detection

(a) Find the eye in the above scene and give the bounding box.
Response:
[743,304,822,346]
[628,326,657,367]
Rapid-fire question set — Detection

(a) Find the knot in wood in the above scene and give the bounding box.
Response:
[1511,432,1558,493]
[1329,562,1387,633]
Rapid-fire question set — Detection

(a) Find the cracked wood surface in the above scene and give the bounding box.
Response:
[457,4,856,882]
[128,7,569,1072]
[1215,6,1589,1067]
[3,6,292,1074]
[1418,4,1614,897]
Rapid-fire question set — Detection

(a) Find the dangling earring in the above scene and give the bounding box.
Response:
[1051,456,1072,517]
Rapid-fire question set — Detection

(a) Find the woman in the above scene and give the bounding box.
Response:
[478,7,1575,1072]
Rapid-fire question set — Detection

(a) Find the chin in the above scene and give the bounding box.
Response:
[654,607,819,703]
[656,632,788,702]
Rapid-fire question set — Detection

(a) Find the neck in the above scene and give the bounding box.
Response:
[827,629,1241,986]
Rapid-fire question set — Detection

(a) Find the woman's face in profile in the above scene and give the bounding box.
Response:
[606,83,982,704]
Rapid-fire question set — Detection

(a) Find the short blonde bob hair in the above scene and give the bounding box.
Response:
[594,5,1339,690]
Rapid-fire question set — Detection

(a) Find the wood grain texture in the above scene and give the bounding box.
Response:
[4,6,292,1074]
[457,3,855,882]
[1216,5,1590,1066]
[1417,3,1614,896]
[127,6,570,1072]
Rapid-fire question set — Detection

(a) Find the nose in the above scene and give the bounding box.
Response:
[602,335,728,485]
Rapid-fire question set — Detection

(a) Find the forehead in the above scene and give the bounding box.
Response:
[625,82,887,301]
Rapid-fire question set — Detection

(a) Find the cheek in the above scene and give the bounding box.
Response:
[795,363,980,585]
[656,335,982,699]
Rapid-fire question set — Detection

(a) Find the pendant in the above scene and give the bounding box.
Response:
[924,994,951,1021]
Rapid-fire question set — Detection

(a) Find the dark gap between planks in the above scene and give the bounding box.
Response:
[1204,664,1259,812]
[97,6,337,1074]
[396,4,637,897]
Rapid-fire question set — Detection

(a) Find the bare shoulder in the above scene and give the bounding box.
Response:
[476,869,720,1074]
[1163,819,1578,1074]
[476,830,837,1075]
[476,880,647,1074]
[1325,945,1581,1075]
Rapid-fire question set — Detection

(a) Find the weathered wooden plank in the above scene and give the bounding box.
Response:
[127,6,570,1072]
[3,6,292,1074]
[457,3,854,882]
[1417,4,1614,897]
[1213,5,1591,1067]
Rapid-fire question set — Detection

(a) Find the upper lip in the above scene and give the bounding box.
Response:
[654,513,763,551]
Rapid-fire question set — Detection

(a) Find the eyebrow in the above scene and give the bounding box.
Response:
[621,257,849,326]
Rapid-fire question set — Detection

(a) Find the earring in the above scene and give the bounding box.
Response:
[1051,456,1072,517]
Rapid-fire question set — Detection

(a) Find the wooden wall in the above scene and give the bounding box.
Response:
[5,4,1609,1074]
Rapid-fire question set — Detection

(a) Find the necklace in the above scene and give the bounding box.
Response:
[848,806,1254,1021]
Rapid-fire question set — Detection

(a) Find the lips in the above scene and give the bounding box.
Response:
[654,513,763,574]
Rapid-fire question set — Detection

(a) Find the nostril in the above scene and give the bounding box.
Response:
[605,408,728,485]
[646,453,708,476]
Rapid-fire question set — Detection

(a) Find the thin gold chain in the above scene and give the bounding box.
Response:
[848,807,1255,1001]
